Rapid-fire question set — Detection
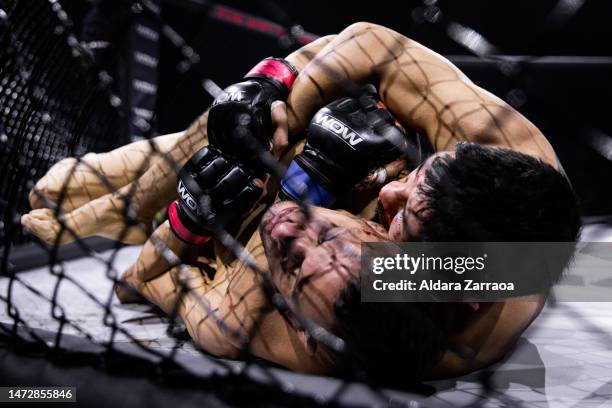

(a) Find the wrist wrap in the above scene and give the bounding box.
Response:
[280,161,336,207]
[245,57,298,94]
[168,200,212,245]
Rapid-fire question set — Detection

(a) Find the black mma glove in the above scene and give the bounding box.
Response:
[168,146,262,245]
[207,57,298,171]
[280,85,413,207]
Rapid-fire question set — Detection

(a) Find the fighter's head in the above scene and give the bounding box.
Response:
[259,201,448,382]
[379,142,581,244]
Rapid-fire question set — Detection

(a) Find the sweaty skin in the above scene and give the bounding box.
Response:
[287,22,558,167]
[21,35,337,245]
[120,203,389,374]
[21,118,208,245]
[23,25,554,378]
[282,22,556,376]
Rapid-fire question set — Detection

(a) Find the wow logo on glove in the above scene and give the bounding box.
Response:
[312,112,364,148]
[177,180,197,211]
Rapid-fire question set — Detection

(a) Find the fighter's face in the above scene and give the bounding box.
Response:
[378,152,455,241]
[260,201,388,331]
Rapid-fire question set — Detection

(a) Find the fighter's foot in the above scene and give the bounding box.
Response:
[21,194,151,245]
[28,155,123,212]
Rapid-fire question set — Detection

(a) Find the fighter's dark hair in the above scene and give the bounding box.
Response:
[418,142,581,243]
[330,279,448,384]
[327,144,581,383]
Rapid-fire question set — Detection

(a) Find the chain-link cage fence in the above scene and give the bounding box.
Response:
[0,0,128,246]
[1,0,611,407]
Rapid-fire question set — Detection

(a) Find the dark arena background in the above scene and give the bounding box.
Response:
[1,0,611,407]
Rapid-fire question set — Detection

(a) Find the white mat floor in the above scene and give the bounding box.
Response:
[2,222,612,407]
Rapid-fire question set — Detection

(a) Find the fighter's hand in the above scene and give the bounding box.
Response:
[353,159,408,191]
[279,85,417,207]
[168,146,263,245]
[270,100,289,159]
[207,57,298,171]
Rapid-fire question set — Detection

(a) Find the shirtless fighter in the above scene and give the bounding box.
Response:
[22,23,580,382]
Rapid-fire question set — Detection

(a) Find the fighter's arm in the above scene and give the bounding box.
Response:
[130,35,337,208]
[287,22,559,167]
[286,35,337,72]
[118,227,325,372]
[118,246,242,358]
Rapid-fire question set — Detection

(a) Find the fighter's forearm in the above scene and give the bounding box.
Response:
[286,21,467,136]
[286,23,389,136]
[121,257,248,359]
[286,23,557,165]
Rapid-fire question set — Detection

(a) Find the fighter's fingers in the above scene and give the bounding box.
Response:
[384,159,408,180]
[353,159,408,191]
[271,100,289,158]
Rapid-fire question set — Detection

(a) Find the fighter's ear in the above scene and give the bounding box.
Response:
[297,329,318,355]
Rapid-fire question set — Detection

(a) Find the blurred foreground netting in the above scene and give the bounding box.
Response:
[0,0,127,246]
[0,0,609,407]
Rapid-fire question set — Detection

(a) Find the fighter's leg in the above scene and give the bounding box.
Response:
[22,112,209,244]
[29,132,184,212]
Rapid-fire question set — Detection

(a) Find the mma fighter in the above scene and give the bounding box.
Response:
[22,23,580,382]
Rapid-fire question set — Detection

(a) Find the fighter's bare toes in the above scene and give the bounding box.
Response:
[21,208,75,245]
[22,198,150,246]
